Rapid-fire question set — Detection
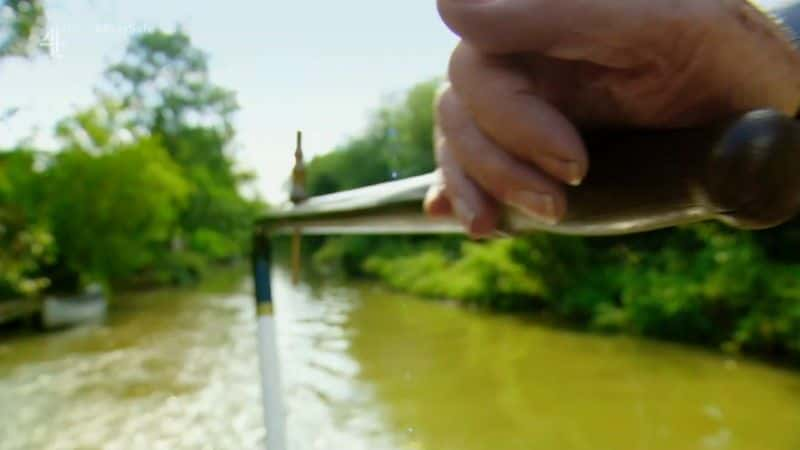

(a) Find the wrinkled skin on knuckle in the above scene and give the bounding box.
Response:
[720,0,800,114]
[633,0,800,123]
[596,1,716,125]
[561,0,781,127]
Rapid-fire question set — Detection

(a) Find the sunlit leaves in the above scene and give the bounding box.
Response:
[306,79,440,196]
[0,0,45,59]
[103,28,238,138]
[45,139,190,282]
[0,149,53,298]
[99,28,255,263]
[55,99,138,152]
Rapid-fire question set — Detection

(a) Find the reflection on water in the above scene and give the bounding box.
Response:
[344,285,800,450]
[2,268,800,450]
[276,272,400,450]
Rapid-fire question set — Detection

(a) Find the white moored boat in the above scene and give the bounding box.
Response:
[41,285,107,330]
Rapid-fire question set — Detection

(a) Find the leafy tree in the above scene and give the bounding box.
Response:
[302,79,441,278]
[0,1,50,299]
[1,25,257,295]
[377,79,437,177]
[103,28,237,138]
[306,79,439,196]
[102,29,256,260]
[0,149,53,299]
[0,0,45,59]
[54,99,135,153]
[45,138,190,283]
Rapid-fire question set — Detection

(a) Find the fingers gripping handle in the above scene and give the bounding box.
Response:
[261,109,800,236]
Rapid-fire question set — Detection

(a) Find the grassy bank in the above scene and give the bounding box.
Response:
[304,225,800,367]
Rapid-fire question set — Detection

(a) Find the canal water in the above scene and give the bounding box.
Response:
[1,268,799,450]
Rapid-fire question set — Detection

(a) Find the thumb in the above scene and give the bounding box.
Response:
[437,0,661,58]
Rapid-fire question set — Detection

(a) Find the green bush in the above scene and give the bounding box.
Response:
[1,28,260,297]
[0,150,54,299]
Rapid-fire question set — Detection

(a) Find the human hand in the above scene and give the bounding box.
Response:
[425,0,800,236]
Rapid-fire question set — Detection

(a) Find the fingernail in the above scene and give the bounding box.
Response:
[540,154,585,187]
[506,191,558,225]
[567,162,584,187]
[452,197,477,229]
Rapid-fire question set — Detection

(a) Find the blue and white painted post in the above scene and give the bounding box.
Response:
[252,130,308,448]
[252,231,287,450]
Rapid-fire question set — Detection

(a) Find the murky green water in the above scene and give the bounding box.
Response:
[1,268,799,450]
